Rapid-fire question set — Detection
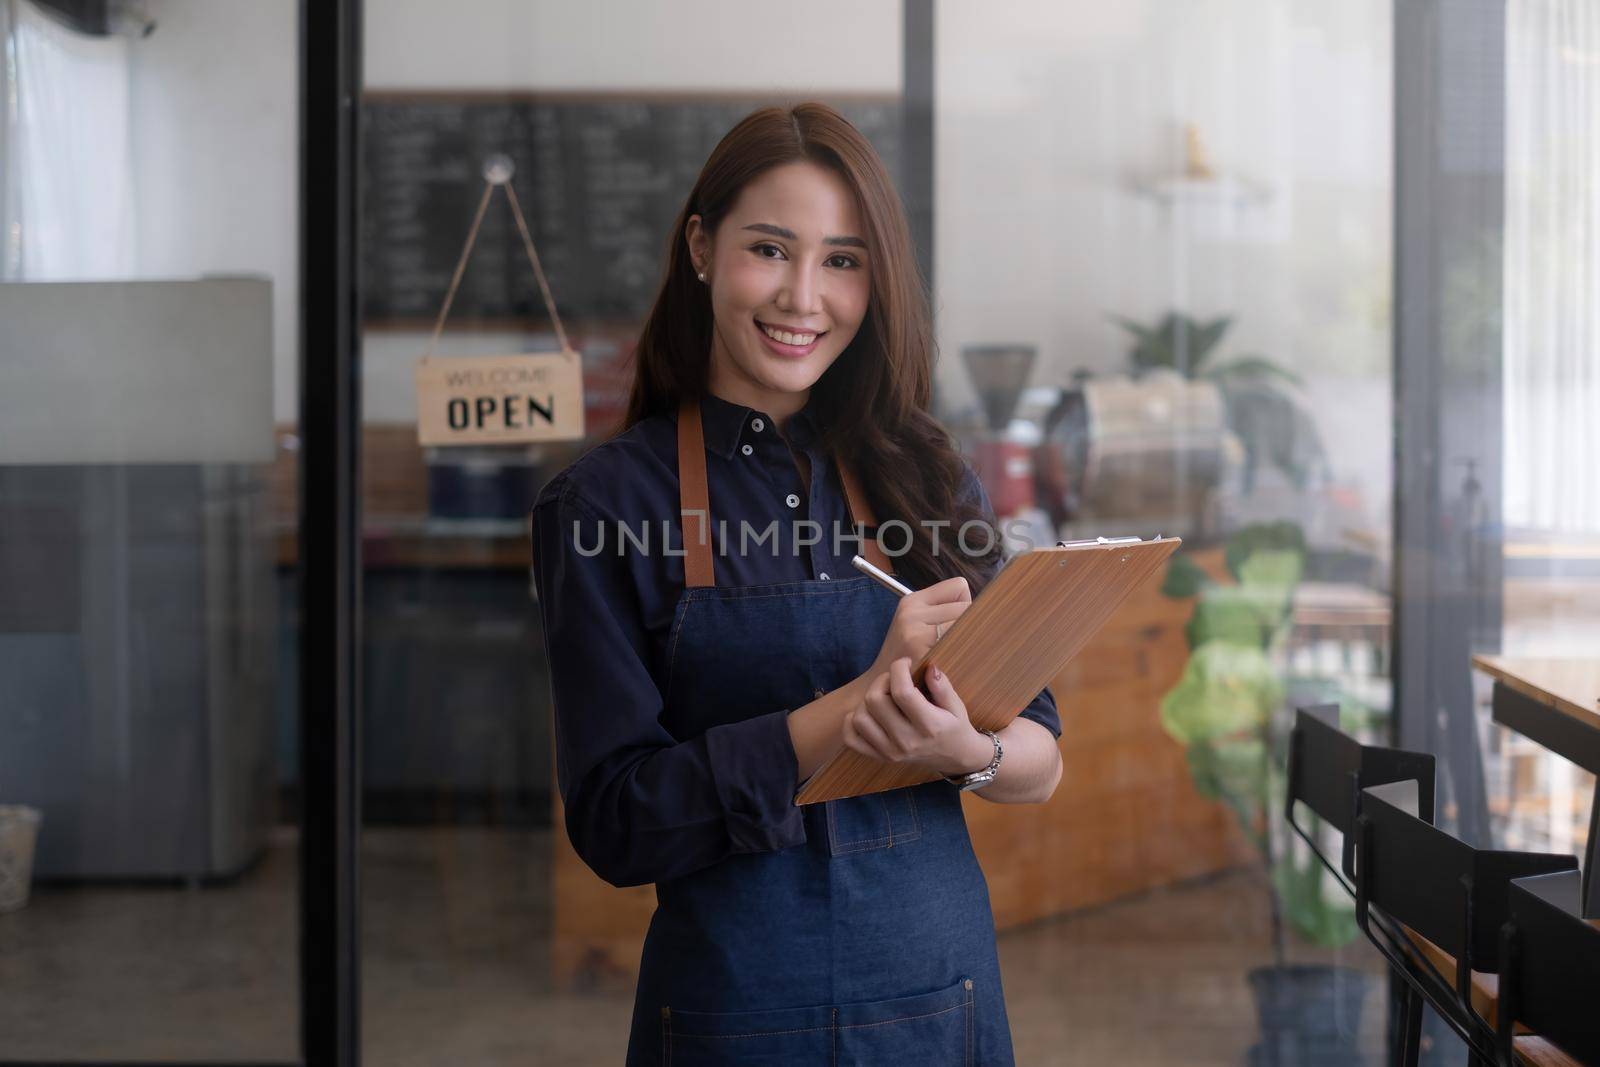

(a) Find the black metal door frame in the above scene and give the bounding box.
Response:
[1391,1,1505,1062]
[299,0,363,1064]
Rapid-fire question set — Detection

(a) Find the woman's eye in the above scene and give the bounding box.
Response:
[751,243,860,271]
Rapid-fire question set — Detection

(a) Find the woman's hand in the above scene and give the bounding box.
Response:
[842,657,994,777]
[864,576,971,682]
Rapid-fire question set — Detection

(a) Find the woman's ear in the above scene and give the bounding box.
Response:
[684,214,710,275]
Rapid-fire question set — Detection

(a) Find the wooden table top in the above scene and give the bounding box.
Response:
[1291,581,1391,627]
[1472,654,1600,732]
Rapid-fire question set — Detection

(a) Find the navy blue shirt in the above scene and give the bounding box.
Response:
[530,391,1060,887]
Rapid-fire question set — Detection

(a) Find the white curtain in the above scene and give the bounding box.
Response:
[1,0,134,280]
[1504,0,1600,534]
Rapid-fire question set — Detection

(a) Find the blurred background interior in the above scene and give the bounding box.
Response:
[1,0,1597,1064]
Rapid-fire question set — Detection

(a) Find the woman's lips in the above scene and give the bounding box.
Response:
[754,318,825,359]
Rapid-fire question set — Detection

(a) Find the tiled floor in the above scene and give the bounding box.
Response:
[0,826,1388,1064]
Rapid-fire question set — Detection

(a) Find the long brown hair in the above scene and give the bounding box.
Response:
[620,101,1001,592]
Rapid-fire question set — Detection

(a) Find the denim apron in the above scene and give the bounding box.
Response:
[621,400,1016,1066]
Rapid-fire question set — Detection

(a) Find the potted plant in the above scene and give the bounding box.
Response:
[1111,311,1331,495]
[1158,521,1380,1065]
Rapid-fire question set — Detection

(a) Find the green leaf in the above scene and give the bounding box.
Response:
[1223,522,1306,582]
[1158,640,1283,745]
[1187,738,1270,844]
[1185,588,1270,649]
[1160,553,1213,598]
[1203,354,1304,388]
[1186,316,1233,372]
[1107,313,1154,344]
[1273,848,1359,948]
[1235,548,1304,629]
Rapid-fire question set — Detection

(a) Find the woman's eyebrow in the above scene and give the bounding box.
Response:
[741,222,866,250]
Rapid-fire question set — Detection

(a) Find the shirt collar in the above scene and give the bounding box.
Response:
[696,391,822,458]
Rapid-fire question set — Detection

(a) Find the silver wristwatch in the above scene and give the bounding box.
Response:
[944,729,1002,791]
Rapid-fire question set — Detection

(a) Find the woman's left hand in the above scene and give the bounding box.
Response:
[842,657,994,777]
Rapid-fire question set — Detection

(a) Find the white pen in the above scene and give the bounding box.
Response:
[851,553,916,597]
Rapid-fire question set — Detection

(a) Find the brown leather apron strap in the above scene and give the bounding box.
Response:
[676,398,716,588]
[835,459,894,576]
[675,396,895,589]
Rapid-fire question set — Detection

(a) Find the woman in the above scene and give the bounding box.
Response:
[531,102,1063,1065]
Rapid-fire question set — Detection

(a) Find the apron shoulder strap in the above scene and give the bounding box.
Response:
[835,457,894,576]
[676,398,716,588]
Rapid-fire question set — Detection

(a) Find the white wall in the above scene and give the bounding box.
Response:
[364,0,901,92]
[935,0,1393,541]
[129,0,298,424]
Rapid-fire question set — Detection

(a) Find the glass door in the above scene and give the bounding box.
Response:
[0,0,299,1058]
[1,0,357,1062]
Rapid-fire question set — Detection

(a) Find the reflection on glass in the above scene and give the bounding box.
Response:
[348,2,1598,1065]
[0,0,299,1060]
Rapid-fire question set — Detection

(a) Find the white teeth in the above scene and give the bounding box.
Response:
[760,322,817,346]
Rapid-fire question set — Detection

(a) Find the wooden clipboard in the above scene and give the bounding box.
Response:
[793,535,1183,805]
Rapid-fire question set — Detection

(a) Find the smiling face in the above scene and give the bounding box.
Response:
[685,160,873,426]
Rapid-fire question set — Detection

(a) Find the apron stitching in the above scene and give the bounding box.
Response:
[834,1002,968,1030]
[828,793,925,853]
[831,1006,838,1065]
[967,979,975,1065]
[675,1002,965,1042]
[673,1022,833,1039]
[662,595,695,705]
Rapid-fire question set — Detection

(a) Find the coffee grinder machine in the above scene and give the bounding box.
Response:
[961,343,1039,524]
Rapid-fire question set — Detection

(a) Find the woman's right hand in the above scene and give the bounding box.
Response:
[863,575,972,682]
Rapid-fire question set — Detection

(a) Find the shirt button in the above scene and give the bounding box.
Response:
[819,571,830,580]
[785,493,800,508]
[741,444,753,456]
[751,417,765,432]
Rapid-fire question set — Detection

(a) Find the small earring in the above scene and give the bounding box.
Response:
[697,271,707,282]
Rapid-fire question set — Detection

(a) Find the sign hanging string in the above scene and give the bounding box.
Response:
[426,164,573,360]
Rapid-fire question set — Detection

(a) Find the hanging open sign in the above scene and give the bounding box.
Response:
[414,350,584,445]
[414,154,585,447]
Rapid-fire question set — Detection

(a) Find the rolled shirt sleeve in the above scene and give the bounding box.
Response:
[531,474,805,888]
[957,461,1063,741]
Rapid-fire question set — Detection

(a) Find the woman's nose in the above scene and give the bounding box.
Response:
[777,262,823,314]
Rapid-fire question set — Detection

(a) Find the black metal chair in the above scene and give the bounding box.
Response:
[1283,704,1437,1065]
[1285,704,1437,891]
[1355,780,1579,1067]
[1496,869,1600,1067]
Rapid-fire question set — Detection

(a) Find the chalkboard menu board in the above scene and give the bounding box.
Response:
[362,93,904,326]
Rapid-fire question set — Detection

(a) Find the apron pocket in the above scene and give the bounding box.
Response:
[826,787,922,855]
[662,976,975,1067]
[834,975,976,1065]
[661,1001,833,1065]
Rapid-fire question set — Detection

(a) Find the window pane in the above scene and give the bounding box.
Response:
[0,1,301,1060]
[940,2,1394,1061]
